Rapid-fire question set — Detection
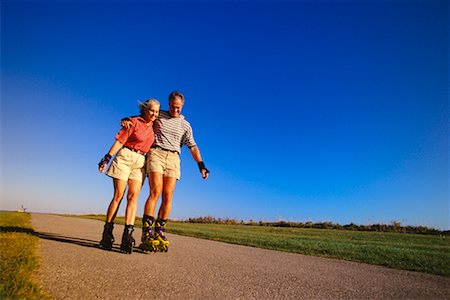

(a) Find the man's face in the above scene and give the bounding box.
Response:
[169,96,184,117]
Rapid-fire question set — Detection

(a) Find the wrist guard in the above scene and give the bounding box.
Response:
[98,154,112,168]
[198,161,209,174]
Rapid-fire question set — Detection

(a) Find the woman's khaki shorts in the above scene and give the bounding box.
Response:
[146,147,181,179]
[106,147,146,182]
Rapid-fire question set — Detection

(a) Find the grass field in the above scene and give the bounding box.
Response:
[0,212,48,299]
[77,214,450,277]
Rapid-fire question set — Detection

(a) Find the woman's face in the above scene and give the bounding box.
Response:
[145,103,160,122]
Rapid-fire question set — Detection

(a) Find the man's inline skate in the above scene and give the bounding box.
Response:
[99,222,114,250]
[138,215,159,253]
[120,224,135,254]
[155,219,169,252]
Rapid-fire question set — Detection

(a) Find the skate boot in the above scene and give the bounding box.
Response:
[155,219,169,252]
[120,224,135,254]
[139,215,159,253]
[99,222,114,250]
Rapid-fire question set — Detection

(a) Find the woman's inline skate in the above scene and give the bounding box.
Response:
[99,222,114,250]
[120,224,135,254]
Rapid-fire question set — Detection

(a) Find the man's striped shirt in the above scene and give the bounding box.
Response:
[153,110,196,153]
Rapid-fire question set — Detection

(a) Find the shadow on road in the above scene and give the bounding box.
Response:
[0,226,122,253]
[0,226,36,234]
[39,231,130,254]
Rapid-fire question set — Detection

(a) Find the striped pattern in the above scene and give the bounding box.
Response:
[153,110,196,153]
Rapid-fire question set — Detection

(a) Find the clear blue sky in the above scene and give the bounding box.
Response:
[1,0,448,229]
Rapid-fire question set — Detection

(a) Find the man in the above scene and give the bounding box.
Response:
[124,91,209,252]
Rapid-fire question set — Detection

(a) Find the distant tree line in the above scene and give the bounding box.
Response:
[181,216,446,235]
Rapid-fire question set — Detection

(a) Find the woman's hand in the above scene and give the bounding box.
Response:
[98,154,112,173]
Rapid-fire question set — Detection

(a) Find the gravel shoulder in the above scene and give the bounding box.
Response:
[32,213,450,299]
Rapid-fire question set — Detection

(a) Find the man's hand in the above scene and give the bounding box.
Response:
[201,168,209,179]
[121,119,133,130]
[98,154,112,173]
[198,162,210,179]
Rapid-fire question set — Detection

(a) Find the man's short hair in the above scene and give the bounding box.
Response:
[169,91,184,103]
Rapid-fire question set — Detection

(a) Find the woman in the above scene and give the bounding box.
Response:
[98,98,160,254]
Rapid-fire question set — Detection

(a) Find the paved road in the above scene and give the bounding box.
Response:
[32,214,449,299]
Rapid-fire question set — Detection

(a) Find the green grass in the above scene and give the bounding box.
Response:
[0,212,48,299]
[169,222,450,276]
[77,214,450,277]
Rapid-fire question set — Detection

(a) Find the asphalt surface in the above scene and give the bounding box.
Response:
[32,214,450,299]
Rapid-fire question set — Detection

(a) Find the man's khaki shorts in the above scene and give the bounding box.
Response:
[146,147,181,179]
[106,147,146,182]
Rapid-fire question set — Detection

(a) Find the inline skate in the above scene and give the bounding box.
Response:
[120,224,135,254]
[99,222,114,250]
[139,215,159,253]
[155,219,169,252]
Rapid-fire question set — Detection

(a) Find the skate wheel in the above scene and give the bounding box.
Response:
[138,244,147,253]
[120,246,133,254]
[138,243,157,253]
[99,243,113,251]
